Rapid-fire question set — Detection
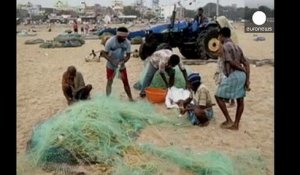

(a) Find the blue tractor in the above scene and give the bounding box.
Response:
[139,6,223,60]
[97,6,235,60]
[97,24,174,41]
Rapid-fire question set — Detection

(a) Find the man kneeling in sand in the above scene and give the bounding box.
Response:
[62,66,92,105]
[177,73,215,126]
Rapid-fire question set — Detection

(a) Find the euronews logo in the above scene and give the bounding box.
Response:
[245,11,274,33]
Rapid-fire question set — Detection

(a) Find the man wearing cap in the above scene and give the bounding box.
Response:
[215,27,250,130]
[101,27,134,101]
[177,73,214,126]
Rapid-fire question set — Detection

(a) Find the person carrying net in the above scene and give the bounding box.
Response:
[100,27,134,101]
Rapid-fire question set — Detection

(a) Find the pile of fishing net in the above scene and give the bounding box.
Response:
[134,63,193,90]
[130,36,143,45]
[64,29,72,33]
[99,32,114,40]
[54,33,85,45]
[17,30,37,37]
[22,94,268,175]
[83,34,101,40]
[39,34,85,48]
[53,33,84,42]
[101,34,112,46]
[98,28,117,37]
[24,39,44,45]
[26,94,172,168]
[39,40,64,48]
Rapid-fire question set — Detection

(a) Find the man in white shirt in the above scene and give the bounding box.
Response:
[139,49,188,97]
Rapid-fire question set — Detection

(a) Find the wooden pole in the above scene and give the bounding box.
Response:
[216,0,219,17]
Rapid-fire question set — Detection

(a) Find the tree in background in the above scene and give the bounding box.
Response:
[184,9,196,18]
[258,6,274,17]
[123,6,141,17]
[144,12,156,20]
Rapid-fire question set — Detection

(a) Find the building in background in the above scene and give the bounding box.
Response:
[112,0,124,15]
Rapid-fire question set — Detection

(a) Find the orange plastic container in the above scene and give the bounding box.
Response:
[145,87,167,103]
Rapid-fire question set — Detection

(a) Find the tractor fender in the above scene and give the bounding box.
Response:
[205,22,219,29]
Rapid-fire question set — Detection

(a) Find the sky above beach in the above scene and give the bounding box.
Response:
[17,0,274,9]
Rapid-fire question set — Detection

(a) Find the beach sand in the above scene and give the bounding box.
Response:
[17,23,274,174]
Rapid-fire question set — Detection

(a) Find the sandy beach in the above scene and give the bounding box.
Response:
[17,23,274,174]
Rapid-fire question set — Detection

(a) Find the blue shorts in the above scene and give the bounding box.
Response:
[188,108,214,125]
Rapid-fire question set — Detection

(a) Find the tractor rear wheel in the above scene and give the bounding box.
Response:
[196,27,220,60]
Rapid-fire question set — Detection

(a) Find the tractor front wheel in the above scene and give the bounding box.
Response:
[179,43,201,59]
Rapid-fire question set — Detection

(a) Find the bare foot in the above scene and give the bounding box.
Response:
[220,121,233,128]
[129,98,135,102]
[228,124,239,130]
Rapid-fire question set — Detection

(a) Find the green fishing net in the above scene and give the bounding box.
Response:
[134,62,193,90]
[22,94,267,175]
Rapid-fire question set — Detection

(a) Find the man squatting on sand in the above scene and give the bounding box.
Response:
[62,66,92,105]
[177,73,215,127]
